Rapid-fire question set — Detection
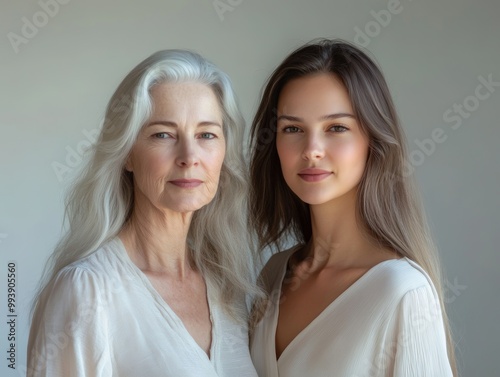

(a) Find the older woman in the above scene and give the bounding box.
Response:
[28,50,258,377]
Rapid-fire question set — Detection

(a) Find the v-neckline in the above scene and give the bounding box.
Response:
[273,250,402,364]
[113,237,217,362]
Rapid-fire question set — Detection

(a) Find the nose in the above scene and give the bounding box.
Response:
[302,133,325,161]
[175,138,199,168]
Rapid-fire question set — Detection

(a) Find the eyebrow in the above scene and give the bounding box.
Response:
[146,120,222,128]
[277,113,355,122]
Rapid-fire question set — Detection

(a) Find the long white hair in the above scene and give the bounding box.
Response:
[31,50,257,322]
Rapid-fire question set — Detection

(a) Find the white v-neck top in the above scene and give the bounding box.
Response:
[250,247,453,377]
[28,238,258,377]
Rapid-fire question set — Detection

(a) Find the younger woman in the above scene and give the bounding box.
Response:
[249,39,456,376]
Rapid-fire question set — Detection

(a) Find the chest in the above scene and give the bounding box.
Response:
[147,273,213,355]
[275,267,368,358]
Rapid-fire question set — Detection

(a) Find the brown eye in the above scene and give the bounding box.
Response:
[283,126,301,133]
[329,125,348,132]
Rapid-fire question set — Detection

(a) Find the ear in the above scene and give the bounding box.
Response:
[124,155,133,172]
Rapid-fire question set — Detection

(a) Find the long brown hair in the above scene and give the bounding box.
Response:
[249,39,457,375]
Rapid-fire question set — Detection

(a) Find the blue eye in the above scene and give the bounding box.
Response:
[153,132,171,139]
[199,133,216,139]
[283,126,301,133]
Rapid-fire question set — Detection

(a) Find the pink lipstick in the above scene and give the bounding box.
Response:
[298,168,332,182]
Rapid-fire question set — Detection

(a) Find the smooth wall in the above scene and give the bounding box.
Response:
[1,0,499,375]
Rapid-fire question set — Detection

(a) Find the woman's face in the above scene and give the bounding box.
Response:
[126,81,225,213]
[276,73,369,206]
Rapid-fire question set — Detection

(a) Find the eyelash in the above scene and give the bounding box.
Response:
[329,125,348,132]
[199,132,216,139]
[281,125,348,133]
[153,132,171,139]
[282,126,301,133]
[152,132,217,139]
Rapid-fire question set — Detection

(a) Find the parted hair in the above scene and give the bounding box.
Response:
[249,39,457,375]
[31,49,257,325]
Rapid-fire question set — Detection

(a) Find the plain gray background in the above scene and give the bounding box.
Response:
[1,0,499,375]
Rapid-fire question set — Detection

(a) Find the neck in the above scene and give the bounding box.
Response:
[304,188,384,271]
[119,192,194,279]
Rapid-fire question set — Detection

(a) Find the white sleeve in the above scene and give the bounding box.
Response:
[28,267,112,377]
[393,284,453,377]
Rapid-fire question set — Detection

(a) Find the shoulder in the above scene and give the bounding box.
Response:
[45,238,126,302]
[257,245,300,292]
[386,261,453,375]
[56,238,127,285]
[31,260,106,334]
[369,257,440,308]
[32,241,126,327]
[68,238,123,273]
[264,246,298,272]
[45,262,104,307]
[249,246,299,330]
[375,257,434,292]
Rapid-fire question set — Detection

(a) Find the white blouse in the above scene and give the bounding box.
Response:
[28,238,258,377]
[250,248,453,377]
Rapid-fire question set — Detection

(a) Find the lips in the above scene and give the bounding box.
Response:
[169,179,203,188]
[298,168,332,182]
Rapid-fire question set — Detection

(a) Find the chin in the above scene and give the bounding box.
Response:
[300,198,331,206]
[294,193,329,206]
[294,189,350,206]
[288,186,320,203]
[165,198,213,213]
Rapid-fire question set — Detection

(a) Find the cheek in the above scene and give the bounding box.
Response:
[276,140,297,173]
[333,139,369,172]
[205,143,226,178]
[130,147,172,186]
